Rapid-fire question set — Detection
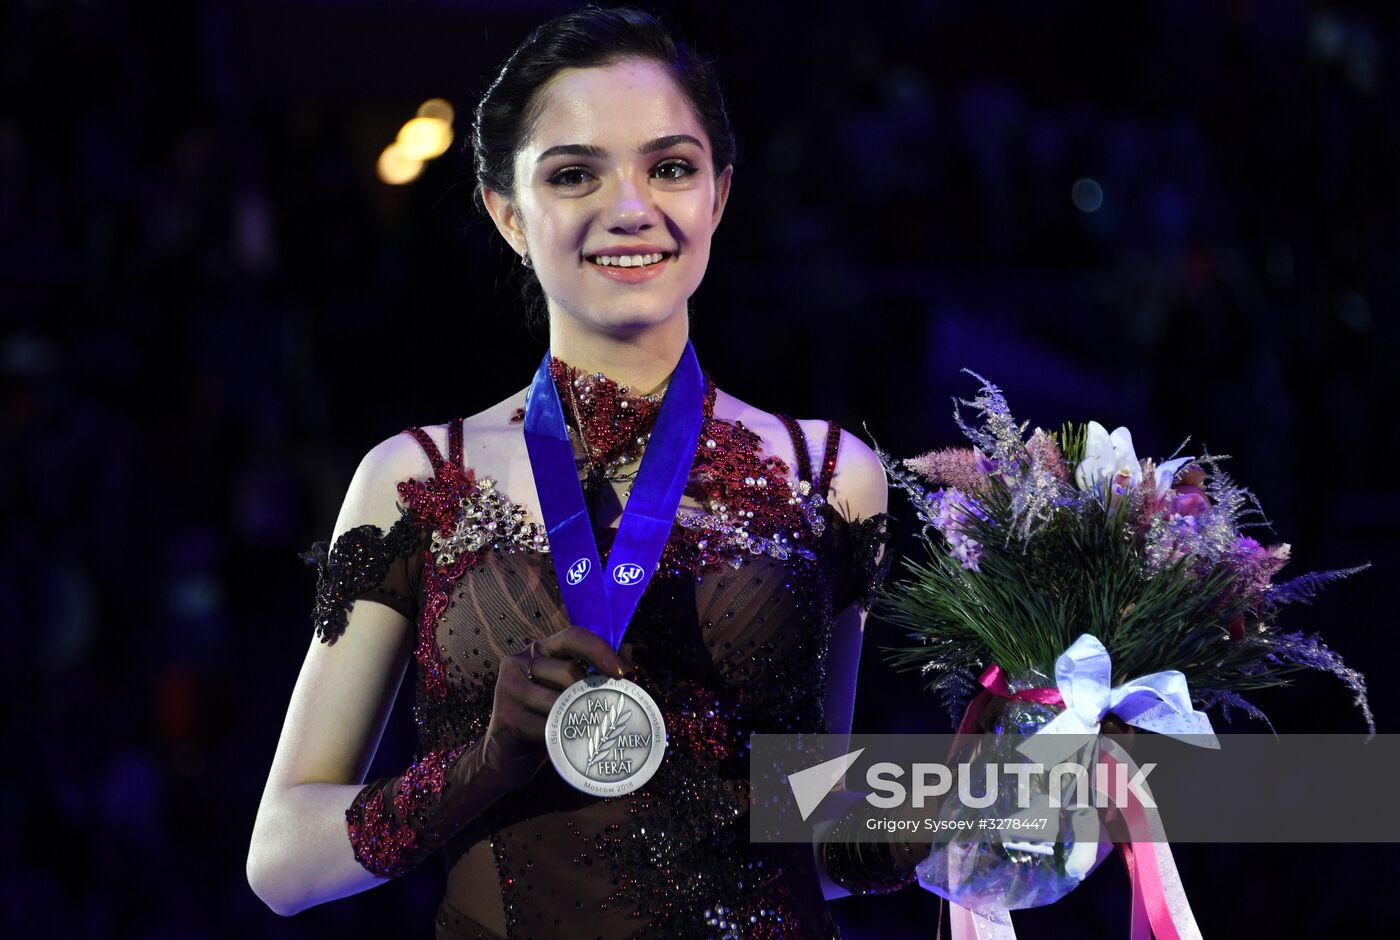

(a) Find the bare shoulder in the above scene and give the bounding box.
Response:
[333,431,434,539]
[333,388,528,537]
[460,385,530,439]
[714,388,888,523]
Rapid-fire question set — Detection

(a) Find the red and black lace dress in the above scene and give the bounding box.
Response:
[302,362,893,939]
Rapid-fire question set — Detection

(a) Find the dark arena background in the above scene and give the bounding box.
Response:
[4,1,1398,937]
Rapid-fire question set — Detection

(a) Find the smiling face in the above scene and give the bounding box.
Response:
[483,58,732,336]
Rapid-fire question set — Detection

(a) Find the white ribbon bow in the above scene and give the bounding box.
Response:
[1019,633,1218,765]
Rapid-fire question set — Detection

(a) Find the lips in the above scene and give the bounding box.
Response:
[585,250,672,269]
[584,248,675,283]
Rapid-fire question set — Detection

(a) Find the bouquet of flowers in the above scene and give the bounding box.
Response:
[874,370,1372,928]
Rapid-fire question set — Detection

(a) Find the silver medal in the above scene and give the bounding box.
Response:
[546,674,667,797]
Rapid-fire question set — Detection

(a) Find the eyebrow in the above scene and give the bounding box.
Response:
[535,134,706,164]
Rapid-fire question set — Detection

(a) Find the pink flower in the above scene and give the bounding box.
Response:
[1172,485,1210,517]
[1027,428,1070,483]
[1137,462,1211,531]
[905,447,986,493]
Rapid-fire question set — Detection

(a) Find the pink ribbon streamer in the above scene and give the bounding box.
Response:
[1100,747,1202,940]
[975,663,1066,708]
[943,663,1203,940]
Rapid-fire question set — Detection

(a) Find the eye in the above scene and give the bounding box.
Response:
[547,166,594,188]
[653,159,698,182]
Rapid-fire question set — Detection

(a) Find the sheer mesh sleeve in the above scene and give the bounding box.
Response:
[300,511,426,644]
[830,512,894,612]
[819,514,914,894]
[343,732,531,881]
[820,808,928,895]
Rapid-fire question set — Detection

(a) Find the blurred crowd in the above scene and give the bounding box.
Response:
[2,1,1396,936]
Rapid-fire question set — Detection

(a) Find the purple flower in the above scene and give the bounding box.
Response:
[930,486,989,572]
[1229,535,1291,601]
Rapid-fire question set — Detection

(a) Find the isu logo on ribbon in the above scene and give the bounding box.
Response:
[611,563,645,586]
[566,557,592,586]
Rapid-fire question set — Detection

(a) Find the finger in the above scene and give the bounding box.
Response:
[525,654,587,691]
[514,711,548,743]
[511,671,562,718]
[538,625,628,677]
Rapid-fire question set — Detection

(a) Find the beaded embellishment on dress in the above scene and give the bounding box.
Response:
[549,357,664,480]
[428,477,549,565]
[675,478,826,568]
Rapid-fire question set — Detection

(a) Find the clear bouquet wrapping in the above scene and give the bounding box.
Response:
[916,673,1115,911]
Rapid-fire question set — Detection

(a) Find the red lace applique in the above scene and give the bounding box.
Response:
[393,743,470,819]
[346,788,419,880]
[397,465,481,700]
[548,358,664,472]
[416,556,473,700]
[396,462,476,535]
[346,743,471,880]
[666,413,827,576]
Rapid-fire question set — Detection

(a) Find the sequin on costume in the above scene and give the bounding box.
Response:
[302,359,896,938]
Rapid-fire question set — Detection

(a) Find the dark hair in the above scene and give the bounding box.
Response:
[471,5,736,202]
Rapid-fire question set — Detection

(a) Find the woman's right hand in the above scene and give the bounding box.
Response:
[481,625,633,788]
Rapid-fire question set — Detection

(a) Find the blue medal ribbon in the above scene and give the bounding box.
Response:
[523,341,705,650]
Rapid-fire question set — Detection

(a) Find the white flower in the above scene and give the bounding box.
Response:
[1075,421,1192,506]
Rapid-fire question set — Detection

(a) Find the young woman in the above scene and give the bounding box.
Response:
[248,8,917,937]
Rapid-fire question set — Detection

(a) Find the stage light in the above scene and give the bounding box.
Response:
[378,142,424,185]
[1072,178,1104,213]
[417,98,455,126]
[397,116,454,161]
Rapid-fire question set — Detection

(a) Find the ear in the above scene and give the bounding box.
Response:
[710,164,733,233]
[481,185,528,259]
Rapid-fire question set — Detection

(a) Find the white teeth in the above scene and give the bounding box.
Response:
[591,252,665,268]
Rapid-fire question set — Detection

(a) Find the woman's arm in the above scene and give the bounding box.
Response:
[246,614,417,915]
[816,600,873,901]
[804,429,919,899]
[247,433,433,915]
[819,598,933,902]
[248,432,533,915]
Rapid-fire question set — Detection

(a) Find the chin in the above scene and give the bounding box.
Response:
[590,306,682,334]
[563,292,692,333]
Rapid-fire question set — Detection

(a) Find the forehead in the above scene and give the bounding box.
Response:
[525,58,708,154]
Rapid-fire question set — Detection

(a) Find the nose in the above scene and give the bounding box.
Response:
[605,171,658,234]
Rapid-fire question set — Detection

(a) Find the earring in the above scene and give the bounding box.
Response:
[521,250,533,269]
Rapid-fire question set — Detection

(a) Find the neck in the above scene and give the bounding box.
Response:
[547,306,690,393]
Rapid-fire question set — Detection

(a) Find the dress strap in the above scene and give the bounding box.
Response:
[402,426,446,473]
[775,414,813,484]
[816,421,842,501]
[447,417,464,469]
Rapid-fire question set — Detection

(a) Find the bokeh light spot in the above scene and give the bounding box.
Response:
[397,116,453,161]
[378,142,424,185]
[1072,178,1104,213]
[417,98,455,125]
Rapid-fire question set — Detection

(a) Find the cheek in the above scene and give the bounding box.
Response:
[536,209,587,253]
[673,194,717,247]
